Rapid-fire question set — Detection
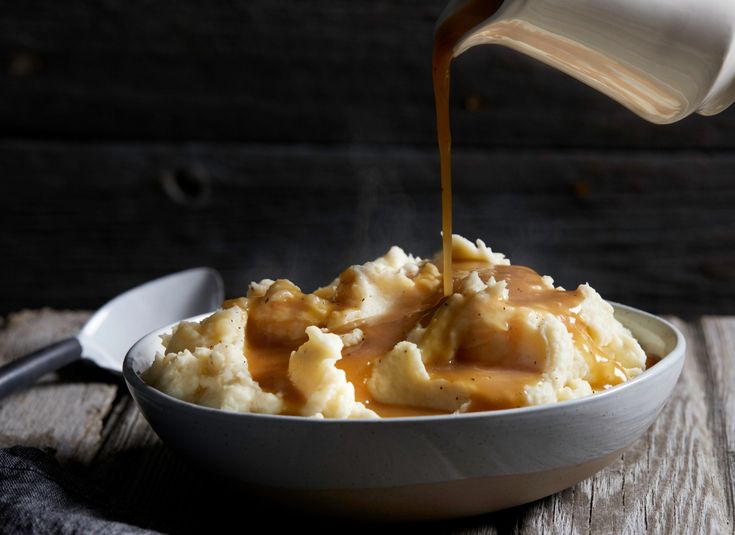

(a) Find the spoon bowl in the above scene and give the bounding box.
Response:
[0,268,223,399]
[78,267,224,373]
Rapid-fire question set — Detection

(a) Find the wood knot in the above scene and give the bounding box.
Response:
[7,51,42,77]
[464,94,483,112]
[159,166,211,207]
[571,181,591,199]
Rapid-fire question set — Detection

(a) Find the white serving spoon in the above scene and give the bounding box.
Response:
[0,267,223,399]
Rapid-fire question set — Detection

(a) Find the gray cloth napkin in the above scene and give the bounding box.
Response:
[0,445,294,534]
[0,446,158,534]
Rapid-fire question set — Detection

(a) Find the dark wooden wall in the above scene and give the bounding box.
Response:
[2,1,734,317]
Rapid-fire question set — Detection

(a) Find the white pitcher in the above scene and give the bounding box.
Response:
[440,0,735,123]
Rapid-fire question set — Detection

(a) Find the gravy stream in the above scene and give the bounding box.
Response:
[433,0,505,296]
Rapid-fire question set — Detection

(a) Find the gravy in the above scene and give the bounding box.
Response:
[240,257,645,416]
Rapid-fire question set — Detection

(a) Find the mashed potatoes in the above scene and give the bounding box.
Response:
[143,235,647,418]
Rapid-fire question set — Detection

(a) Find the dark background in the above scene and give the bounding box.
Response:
[2,1,734,317]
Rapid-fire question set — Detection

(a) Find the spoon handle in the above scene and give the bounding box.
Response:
[0,337,82,399]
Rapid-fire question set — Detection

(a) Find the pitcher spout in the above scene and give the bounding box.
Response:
[446,0,735,124]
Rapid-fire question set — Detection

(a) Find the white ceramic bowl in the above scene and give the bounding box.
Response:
[123,303,685,520]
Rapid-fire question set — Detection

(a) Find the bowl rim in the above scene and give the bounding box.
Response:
[123,301,686,425]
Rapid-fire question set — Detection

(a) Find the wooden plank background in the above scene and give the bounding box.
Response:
[3,0,735,148]
[1,0,735,316]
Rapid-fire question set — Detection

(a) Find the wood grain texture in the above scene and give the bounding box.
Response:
[0,309,90,366]
[0,309,117,463]
[1,309,734,533]
[643,319,731,533]
[1,0,734,147]
[701,317,735,520]
[2,142,734,316]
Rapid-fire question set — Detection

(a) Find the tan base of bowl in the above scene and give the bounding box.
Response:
[258,448,623,521]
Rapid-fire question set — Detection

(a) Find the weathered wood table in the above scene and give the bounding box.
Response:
[1,309,733,533]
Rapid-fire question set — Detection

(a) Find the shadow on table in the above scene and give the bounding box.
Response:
[82,442,544,534]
